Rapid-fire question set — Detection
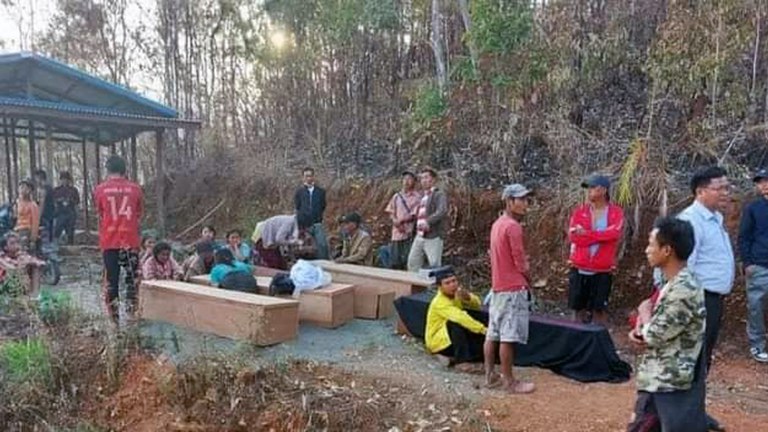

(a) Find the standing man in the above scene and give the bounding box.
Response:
[484,184,535,394]
[677,166,734,432]
[94,156,144,324]
[567,174,624,324]
[738,168,768,363]
[407,168,448,273]
[294,167,329,259]
[52,171,80,245]
[627,217,707,432]
[34,170,56,243]
[385,171,422,269]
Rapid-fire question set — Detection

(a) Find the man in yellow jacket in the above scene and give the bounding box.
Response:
[425,266,487,372]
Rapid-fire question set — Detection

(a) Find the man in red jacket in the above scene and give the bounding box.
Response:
[568,175,624,324]
[94,156,144,324]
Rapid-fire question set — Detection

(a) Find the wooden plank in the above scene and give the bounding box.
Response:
[254,266,282,277]
[310,260,432,287]
[314,266,423,300]
[139,280,299,346]
[188,274,354,328]
[295,283,354,328]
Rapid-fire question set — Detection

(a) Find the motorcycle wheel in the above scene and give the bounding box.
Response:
[43,261,61,286]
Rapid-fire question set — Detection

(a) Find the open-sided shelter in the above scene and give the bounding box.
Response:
[0,52,200,234]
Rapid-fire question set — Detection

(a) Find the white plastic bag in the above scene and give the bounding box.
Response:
[289,260,332,296]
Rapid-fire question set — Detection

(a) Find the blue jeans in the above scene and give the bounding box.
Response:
[309,223,329,259]
[747,265,768,351]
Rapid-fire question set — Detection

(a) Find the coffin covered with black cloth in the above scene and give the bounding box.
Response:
[395,291,631,383]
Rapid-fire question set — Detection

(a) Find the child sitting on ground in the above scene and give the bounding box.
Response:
[141,241,183,281]
[182,240,215,281]
[225,229,252,263]
[139,234,157,267]
[0,232,46,296]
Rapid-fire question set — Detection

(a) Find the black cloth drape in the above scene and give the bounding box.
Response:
[395,291,632,383]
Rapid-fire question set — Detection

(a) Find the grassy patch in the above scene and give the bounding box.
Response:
[0,338,52,386]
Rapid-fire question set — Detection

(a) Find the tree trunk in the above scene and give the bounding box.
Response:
[431,0,448,92]
[457,0,479,74]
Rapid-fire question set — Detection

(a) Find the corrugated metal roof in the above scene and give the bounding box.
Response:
[0,96,174,121]
[0,52,178,118]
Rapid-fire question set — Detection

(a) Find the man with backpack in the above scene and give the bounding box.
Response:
[385,171,422,269]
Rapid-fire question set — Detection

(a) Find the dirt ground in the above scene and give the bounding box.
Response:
[42,248,768,431]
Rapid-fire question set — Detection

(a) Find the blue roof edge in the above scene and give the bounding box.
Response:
[0,52,178,118]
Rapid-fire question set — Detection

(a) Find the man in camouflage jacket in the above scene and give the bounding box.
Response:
[628,217,707,432]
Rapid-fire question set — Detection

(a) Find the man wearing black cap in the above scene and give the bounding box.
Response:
[567,174,624,324]
[739,168,768,363]
[52,171,80,245]
[425,266,487,372]
[385,171,422,269]
[335,212,373,266]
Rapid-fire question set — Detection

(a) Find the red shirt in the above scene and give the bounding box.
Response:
[568,203,624,273]
[94,177,144,251]
[490,214,529,292]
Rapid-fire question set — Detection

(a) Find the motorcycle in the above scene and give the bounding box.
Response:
[0,203,61,286]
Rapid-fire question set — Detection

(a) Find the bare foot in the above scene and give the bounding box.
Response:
[485,372,502,389]
[436,355,453,368]
[454,363,484,374]
[504,380,535,394]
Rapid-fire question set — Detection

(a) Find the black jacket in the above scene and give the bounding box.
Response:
[294,185,326,224]
[739,197,768,268]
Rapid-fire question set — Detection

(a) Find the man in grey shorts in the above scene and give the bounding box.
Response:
[483,184,535,394]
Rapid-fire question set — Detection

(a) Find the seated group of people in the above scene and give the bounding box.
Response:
[138,207,374,294]
[137,225,258,292]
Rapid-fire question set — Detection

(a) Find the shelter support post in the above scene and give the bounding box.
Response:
[130,135,138,182]
[10,119,19,189]
[94,143,101,185]
[155,130,165,235]
[28,120,37,177]
[3,118,14,202]
[82,138,89,232]
[45,125,53,178]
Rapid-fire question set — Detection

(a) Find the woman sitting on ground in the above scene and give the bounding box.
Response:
[185,225,219,253]
[210,248,257,293]
[182,240,215,281]
[14,179,40,252]
[226,229,252,263]
[0,232,45,295]
[141,241,183,281]
[425,266,487,373]
[139,234,157,267]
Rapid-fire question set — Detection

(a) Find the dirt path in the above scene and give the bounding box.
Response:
[50,249,768,431]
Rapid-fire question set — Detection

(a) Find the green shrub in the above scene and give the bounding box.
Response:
[410,83,447,131]
[0,338,52,386]
[36,289,74,326]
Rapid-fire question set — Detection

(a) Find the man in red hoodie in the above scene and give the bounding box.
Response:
[568,175,624,324]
